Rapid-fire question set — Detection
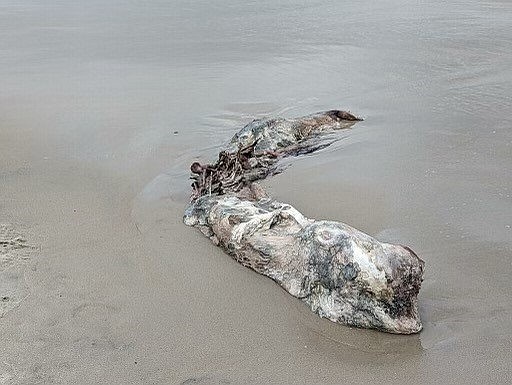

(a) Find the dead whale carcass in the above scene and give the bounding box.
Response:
[184,110,425,334]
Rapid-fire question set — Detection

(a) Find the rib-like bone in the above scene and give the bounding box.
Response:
[184,110,425,334]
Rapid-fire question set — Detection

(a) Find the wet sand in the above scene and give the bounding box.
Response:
[1,1,512,384]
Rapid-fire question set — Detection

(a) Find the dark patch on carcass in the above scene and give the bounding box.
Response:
[342,262,359,281]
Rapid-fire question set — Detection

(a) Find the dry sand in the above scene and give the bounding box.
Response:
[1,1,512,384]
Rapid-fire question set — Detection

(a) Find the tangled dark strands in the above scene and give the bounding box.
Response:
[190,142,278,202]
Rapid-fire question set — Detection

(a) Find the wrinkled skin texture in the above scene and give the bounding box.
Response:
[185,195,424,334]
[184,110,425,334]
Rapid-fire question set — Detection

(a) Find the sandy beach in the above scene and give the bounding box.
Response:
[1,1,512,384]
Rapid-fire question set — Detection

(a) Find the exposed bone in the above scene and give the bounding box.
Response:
[184,110,425,334]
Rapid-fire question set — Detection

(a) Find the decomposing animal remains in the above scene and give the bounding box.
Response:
[184,110,424,334]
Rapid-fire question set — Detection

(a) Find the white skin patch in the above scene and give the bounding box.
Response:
[230,210,280,246]
[315,227,341,247]
[351,240,387,291]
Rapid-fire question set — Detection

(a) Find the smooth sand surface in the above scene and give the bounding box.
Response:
[1,1,512,384]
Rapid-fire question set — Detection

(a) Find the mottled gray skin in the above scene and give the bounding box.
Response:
[226,110,361,156]
[185,110,424,334]
[184,194,424,334]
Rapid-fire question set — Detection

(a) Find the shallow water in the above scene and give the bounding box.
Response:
[1,0,511,384]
